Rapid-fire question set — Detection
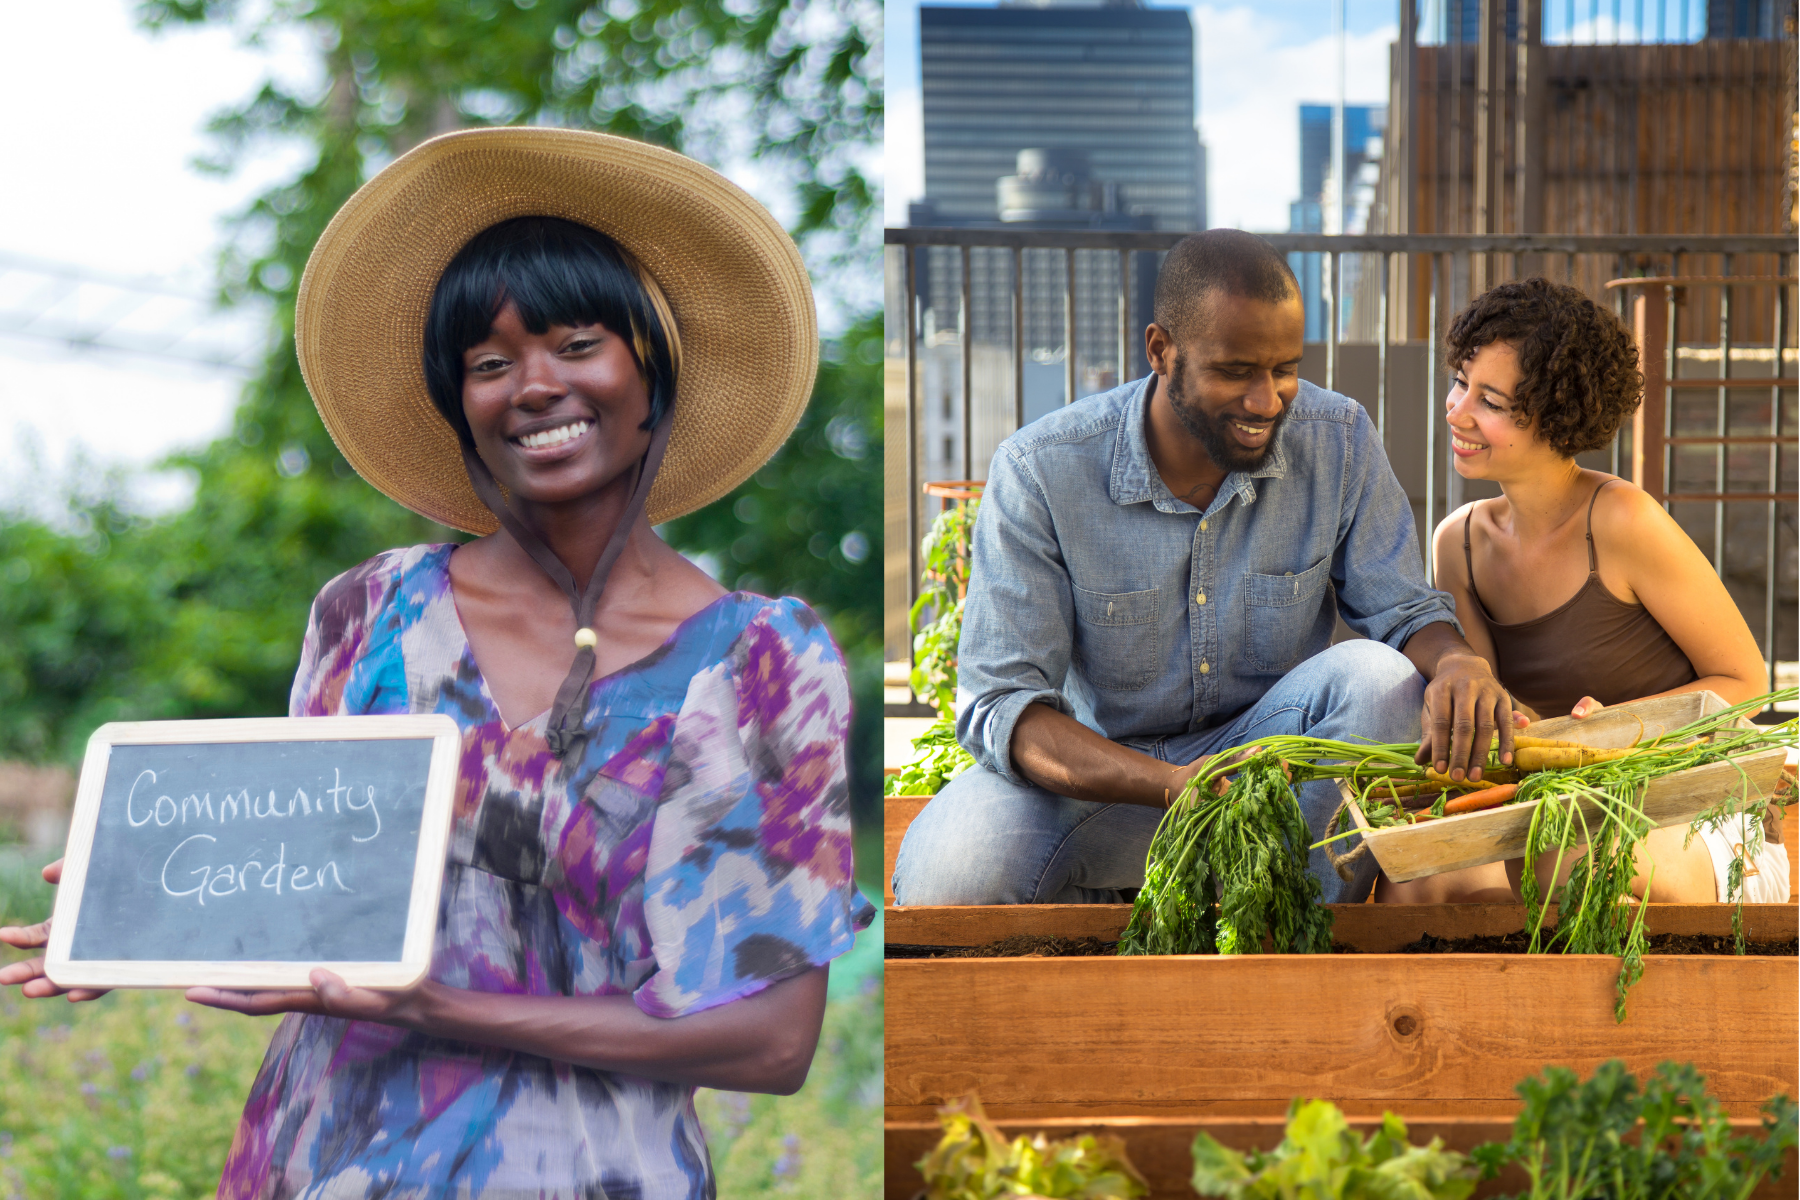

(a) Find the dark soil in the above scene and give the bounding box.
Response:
[885,930,1798,959]
[1403,930,1799,956]
[886,935,1118,959]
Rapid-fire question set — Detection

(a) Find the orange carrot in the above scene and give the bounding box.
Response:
[1440,783,1519,814]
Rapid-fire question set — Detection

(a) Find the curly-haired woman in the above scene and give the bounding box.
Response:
[1375,276,1784,905]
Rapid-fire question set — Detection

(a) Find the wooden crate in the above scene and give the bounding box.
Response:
[1787,802,1798,900]
[1345,692,1786,882]
[885,1114,1798,1200]
[885,904,1798,1125]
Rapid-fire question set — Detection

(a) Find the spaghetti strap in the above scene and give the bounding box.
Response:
[1584,478,1618,575]
[1462,507,1487,611]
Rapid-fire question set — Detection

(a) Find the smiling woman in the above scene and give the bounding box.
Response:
[0,128,872,1199]
[1377,276,1783,906]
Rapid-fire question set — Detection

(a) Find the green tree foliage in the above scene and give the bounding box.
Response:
[0,0,881,841]
[660,316,882,822]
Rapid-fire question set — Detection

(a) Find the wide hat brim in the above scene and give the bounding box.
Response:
[295,127,818,534]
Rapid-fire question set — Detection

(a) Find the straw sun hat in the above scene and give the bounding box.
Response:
[294,126,819,534]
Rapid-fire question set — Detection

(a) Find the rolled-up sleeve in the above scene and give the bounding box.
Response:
[1331,406,1463,649]
[955,447,1076,785]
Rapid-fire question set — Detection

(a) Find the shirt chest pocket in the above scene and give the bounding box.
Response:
[1242,556,1333,674]
[1071,584,1159,692]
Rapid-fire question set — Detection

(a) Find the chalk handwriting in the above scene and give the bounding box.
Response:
[123,767,382,842]
[160,836,353,907]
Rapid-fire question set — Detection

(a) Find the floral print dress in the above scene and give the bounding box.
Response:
[216,544,873,1199]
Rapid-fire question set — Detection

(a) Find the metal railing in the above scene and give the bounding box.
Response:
[885,228,1796,699]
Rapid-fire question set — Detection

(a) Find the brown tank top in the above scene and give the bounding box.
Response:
[1464,479,1697,719]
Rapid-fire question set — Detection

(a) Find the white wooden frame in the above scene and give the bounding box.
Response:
[46,715,461,990]
[1344,692,1787,883]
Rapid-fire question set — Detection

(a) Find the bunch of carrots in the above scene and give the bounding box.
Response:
[1122,692,1794,1010]
[1350,733,1720,828]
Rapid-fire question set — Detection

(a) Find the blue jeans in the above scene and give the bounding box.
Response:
[891,640,1424,906]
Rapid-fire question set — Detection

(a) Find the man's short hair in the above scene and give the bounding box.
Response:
[1152,230,1299,343]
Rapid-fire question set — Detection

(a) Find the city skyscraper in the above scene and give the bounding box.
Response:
[918,2,1204,232]
[1288,103,1385,341]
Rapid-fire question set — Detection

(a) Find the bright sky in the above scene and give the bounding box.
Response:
[0,0,315,518]
[884,0,1401,232]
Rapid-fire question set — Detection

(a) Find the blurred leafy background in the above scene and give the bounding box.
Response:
[0,0,881,1194]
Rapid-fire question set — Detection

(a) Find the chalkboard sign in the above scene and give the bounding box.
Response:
[45,716,460,990]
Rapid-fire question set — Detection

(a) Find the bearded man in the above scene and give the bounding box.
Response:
[891,229,1516,906]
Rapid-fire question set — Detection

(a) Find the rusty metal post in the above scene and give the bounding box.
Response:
[1767,270,1786,698]
[1631,283,1668,504]
[1377,252,1390,443]
[1714,258,1732,575]
[1064,247,1077,406]
[1425,253,1440,577]
[960,244,974,482]
[1514,0,1545,274]
[1324,251,1338,392]
[904,246,921,613]
[1472,0,1505,293]
[1013,245,1025,433]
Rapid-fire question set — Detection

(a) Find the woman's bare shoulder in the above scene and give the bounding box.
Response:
[1587,475,1687,550]
[657,543,730,612]
[1430,502,1484,584]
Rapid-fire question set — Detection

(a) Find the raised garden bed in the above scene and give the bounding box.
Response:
[884,773,1800,1198]
[884,904,1798,1121]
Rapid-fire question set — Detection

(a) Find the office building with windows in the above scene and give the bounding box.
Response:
[1287,103,1385,340]
[909,0,1203,486]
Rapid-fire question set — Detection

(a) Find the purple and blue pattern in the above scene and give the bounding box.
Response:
[217,544,873,1199]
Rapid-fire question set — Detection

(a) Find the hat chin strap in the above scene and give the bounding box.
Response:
[459,414,674,760]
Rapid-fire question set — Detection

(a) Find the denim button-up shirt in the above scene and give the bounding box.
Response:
[956,375,1461,785]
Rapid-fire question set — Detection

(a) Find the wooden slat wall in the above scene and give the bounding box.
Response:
[1405,39,1790,342]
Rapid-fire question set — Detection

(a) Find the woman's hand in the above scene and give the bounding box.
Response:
[1570,696,1603,719]
[0,859,111,1003]
[198,965,830,1095]
[186,970,426,1026]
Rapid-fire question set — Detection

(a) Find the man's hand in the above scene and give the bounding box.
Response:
[1013,704,1206,808]
[1401,624,1515,781]
[1416,653,1514,780]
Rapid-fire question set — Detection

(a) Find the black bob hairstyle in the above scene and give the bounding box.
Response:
[422,216,677,448]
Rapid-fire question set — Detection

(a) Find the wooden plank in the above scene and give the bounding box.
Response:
[885,955,1798,1122]
[1786,803,1797,900]
[885,1116,1797,1200]
[886,901,1797,949]
[885,795,930,905]
[1524,690,1718,745]
[888,903,1134,946]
